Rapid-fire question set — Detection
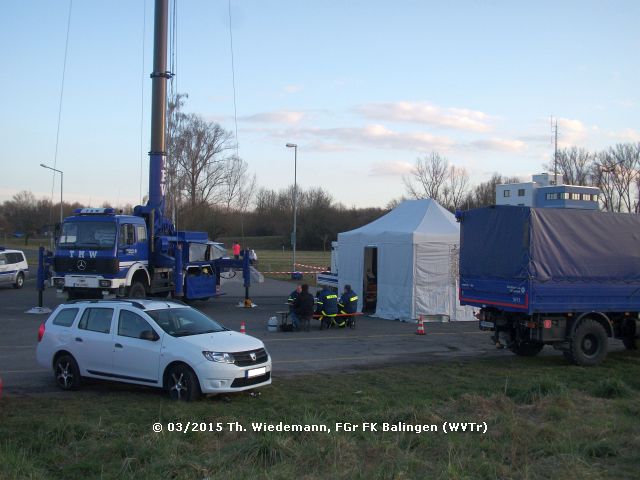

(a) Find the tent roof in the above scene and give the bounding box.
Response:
[339,199,459,242]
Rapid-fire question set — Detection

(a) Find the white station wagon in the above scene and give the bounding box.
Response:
[36,299,271,400]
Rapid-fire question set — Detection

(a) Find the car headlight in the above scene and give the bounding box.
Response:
[202,351,235,364]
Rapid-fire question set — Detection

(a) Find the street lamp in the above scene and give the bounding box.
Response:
[40,163,64,225]
[286,143,298,277]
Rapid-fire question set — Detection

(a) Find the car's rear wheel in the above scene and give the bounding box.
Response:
[13,272,24,289]
[167,364,201,401]
[54,354,81,391]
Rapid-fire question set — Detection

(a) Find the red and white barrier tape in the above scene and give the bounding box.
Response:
[294,263,327,270]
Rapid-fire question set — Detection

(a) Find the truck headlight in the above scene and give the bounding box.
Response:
[53,278,65,288]
[202,351,235,364]
[99,280,112,288]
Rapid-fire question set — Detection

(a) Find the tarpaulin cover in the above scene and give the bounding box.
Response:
[530,208,640,282]
[461,206,640,283]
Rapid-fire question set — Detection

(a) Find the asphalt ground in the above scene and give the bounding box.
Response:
[0,276,624,396]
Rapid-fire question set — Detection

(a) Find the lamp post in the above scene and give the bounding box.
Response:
[286,143,298,277]
[40,163,64,225]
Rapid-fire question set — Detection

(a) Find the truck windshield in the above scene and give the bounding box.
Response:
[58,221,117,250]
[147,307,227,337]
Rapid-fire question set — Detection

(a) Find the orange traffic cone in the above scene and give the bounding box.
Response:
[240,321,246,334]
[415,315,425,335]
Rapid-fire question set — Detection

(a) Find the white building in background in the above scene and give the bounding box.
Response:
[496,173,600,210]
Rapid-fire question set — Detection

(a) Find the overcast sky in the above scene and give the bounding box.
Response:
[1,0,639,208]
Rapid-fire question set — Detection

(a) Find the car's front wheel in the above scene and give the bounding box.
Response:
[167,364,201,401]
[13,272,24,289]
[54,354,81,390]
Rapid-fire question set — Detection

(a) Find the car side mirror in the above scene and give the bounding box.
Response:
[140,330,159,341]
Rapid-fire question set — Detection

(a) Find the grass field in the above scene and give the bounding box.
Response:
[254,250,331,285]
[2,351,640,479]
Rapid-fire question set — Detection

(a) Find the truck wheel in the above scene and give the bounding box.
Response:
[566,319,608,366]
[127,281,146,299]
[622,336,639,350]
[509,341,544,356]
[13,272,24,289]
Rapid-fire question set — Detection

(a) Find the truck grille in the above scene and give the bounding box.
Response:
[54,257,119,274]
[233,348,268,366]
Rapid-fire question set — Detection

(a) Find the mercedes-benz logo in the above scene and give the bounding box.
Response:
[77,260,87,271]
[250,352,257,361]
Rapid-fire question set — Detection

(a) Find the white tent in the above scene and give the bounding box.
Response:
[337,199,475,322]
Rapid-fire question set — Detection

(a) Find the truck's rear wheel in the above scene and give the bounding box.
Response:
[509,341,544,357]
[127,281,147,299]
[566,319,608,366]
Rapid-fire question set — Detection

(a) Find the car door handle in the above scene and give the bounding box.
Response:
[115,343,123,348]
[75,337,83,342]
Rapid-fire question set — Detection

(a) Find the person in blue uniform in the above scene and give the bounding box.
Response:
[315,286,338,329]
[338,284,359,327]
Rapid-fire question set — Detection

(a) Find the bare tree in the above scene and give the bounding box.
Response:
[441,165,470,210]
[544,146,593,186]
[593,143,640,212]
[403,152,450,203]
[404,153,470,210]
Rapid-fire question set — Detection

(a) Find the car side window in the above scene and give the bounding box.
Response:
[52,308,79,327]
[118,310,153,339]
[0,254,6,265]
[78,308,114,334]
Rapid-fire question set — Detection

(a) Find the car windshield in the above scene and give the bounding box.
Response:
[146,307,227,337]
[59,221,117,250]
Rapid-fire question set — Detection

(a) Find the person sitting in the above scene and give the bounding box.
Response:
[293,284,315,332]
[248,248,258,265]
[287,284,302,330]
[315,286,338,329]
[338,284,359,327]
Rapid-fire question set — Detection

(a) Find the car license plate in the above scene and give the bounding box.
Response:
[246,366,266,378]
[76,279,87,287]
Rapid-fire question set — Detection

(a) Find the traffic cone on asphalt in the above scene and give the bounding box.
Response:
[415,315,426,335]
[240,321,246,334]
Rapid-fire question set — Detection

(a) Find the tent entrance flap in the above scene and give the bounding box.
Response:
[363,246,377,313]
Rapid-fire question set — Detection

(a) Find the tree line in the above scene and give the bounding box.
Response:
[402,143,640,213]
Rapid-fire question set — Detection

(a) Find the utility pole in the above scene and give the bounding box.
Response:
[286,143,298,277]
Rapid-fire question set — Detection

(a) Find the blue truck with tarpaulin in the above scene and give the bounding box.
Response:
[458,205,640,366]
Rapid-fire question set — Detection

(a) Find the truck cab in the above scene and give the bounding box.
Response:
[51,208,150,299]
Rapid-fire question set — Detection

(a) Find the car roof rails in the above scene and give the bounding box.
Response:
[66,298,147,310]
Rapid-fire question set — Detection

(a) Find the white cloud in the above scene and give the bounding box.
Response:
[283,85,302,94]
[242,110,305,125]
[356,101,492,132]
[469,138,526,152]
[610,128,640,143]
[369,160,414,176]
[557,117,588,147]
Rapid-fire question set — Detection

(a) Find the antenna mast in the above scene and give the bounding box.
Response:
[553,117,559,185]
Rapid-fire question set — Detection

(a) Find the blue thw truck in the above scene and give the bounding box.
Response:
[458,205,640,366]
[41,0,255,303]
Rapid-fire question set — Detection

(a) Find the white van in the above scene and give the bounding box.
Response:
[0,248,29,289]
